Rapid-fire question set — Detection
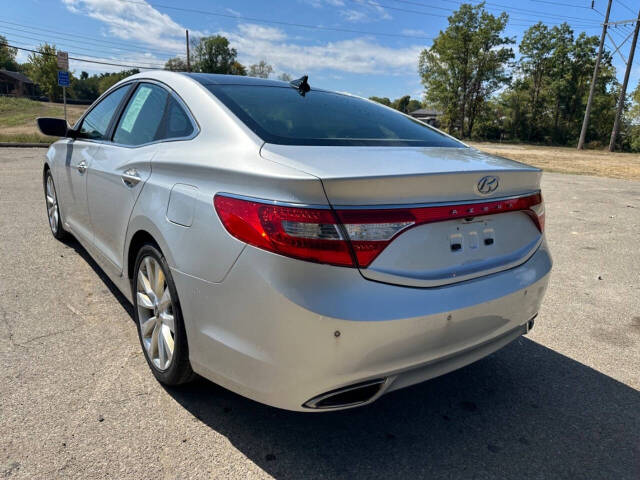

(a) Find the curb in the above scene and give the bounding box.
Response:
[0,143,51,148]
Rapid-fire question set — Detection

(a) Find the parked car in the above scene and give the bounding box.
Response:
[38,72,551,411]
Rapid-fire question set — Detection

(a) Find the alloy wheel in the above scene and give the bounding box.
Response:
[45,175,59,233]
[136,256,175,371]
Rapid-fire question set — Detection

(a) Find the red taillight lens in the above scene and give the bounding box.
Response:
[214,193,544,268]
[214,195,355,266]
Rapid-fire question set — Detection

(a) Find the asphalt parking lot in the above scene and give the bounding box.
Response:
[1,147,638,479]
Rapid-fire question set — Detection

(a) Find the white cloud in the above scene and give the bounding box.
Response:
[340,9,369,22]
[224,23,421,75]
[305,0,346,7]
[225,8,242,17]
[62,0,197,54]
[342,0,392,22]
[401,28,430,37]
[236,24,287,43]
[58,1,421,78]
[304,0,390,22]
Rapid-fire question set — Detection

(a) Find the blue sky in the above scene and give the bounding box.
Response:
[3,0,639,100]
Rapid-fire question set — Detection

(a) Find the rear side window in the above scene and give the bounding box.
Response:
[78,85,129,140]
[113,83,194,146]
[163,95,194,139]
[207,85,462,147]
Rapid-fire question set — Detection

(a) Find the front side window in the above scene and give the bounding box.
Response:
[207,85,463,147]
[113,83,194,146]
[78,85,130,140]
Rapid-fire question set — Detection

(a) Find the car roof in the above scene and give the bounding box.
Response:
[181,73,289,87]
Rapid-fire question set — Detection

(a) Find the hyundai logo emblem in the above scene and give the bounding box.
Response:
[477,176,499,194]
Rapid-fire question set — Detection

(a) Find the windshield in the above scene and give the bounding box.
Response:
[206,85,463,147]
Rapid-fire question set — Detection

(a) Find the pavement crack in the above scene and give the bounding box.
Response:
[0,309,19,349]
[18,325,83,347]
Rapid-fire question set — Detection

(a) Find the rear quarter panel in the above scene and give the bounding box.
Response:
[125,136,328,285]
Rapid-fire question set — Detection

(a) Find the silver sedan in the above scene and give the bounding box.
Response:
[38,71,551,411]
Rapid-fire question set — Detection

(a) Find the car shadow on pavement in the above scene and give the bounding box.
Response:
[62,235,639,478]
[61,236,134,319]
[165,338,640,479]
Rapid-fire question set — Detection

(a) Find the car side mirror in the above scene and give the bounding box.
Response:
[37,117,73,138]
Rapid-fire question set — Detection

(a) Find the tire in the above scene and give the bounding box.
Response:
[132,243,194,386]
[43,169,68,240]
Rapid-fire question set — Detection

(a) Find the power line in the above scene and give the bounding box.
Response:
[578,0,612,150]
[0,19,183,57]
[353,0,601,26]
[615,0,636,16]
[389,0,602,24]
[112,0,435,40]
[3,35,167,68]
[529,0,591,8]
[5,43,165,70]
[0,31,175,66]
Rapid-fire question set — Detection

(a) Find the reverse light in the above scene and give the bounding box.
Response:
[214,193,544,268]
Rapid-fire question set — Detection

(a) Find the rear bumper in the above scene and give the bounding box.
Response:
[172,239,552,411]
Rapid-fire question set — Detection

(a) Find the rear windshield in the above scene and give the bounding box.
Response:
[206,85,463,147]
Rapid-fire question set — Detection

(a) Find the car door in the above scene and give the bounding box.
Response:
[58,85,131,244]
[86,82,194,275]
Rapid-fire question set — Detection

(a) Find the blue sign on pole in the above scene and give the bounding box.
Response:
[57,71,70,87]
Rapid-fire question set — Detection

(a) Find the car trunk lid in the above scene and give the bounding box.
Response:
[260,144,544,287]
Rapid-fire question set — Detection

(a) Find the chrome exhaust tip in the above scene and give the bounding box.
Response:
[303,379,387,409]
[525,314,537,334]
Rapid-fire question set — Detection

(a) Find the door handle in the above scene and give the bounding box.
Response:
[121,168,141,187]
[77,161,87,174]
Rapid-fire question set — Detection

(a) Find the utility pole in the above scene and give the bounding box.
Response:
[578,0,613,150]
[186,29,191,72]
[609,9,640,152]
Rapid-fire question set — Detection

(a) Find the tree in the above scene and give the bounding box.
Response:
[369,96,391,106]
[628,81,640,126]
[496,22,617,145]
[248,60,273,78]
[26,43,62,101]
[96,69,140,94]
[0,35,19,71]
[165,57,188,72]
[277,72,292,82]
[369,95,422,112]
[71,71,100,101]
[418,3,514,138]
[392,95,411,113]
[229,61,247,76]
[620,82,640,152]
[191,35,246,75]
[518,22,554,140]
[406,98,422,113]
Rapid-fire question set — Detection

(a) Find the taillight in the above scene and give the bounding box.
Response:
[336,193,544,266]
[214,193,544,268]
[214,195,355,266]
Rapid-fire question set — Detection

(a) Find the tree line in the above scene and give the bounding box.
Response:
[163,35,293,81]
[2,5,640,152]
[0,35,292,103]
[411,2,639,151]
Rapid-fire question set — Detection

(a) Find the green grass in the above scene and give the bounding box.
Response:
[0,97,65,128]
[0,133,54,144]
[0,96,86,127]
[0,97,87,144]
